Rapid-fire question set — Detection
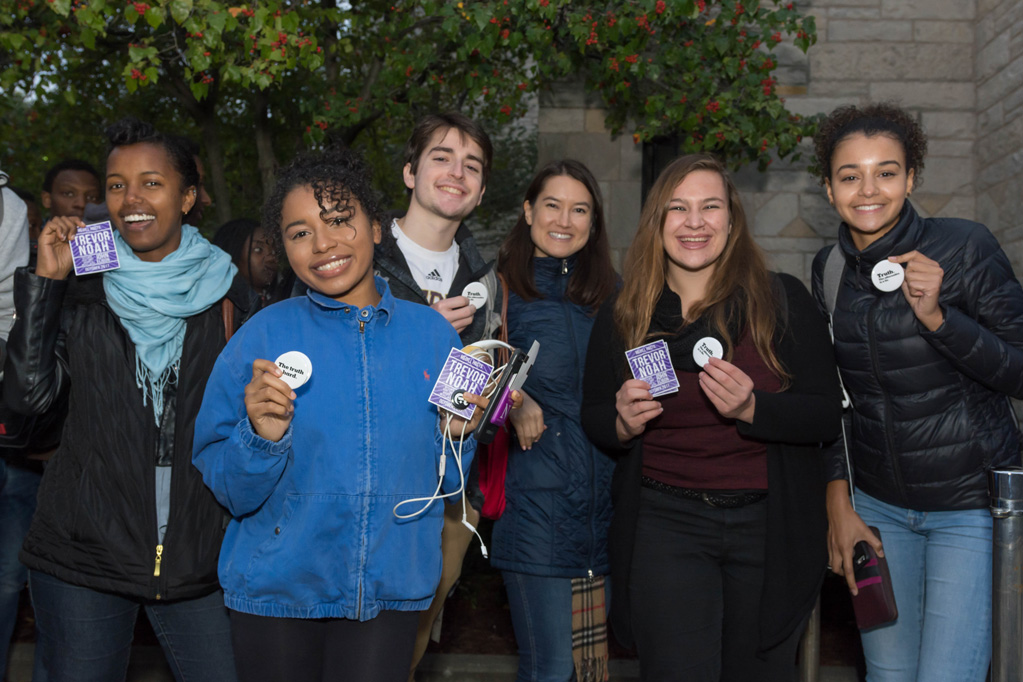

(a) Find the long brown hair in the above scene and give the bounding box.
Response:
[498,159,616,309]
[614,154,788,384]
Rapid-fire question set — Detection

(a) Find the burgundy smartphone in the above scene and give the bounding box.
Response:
[851,526,898,630]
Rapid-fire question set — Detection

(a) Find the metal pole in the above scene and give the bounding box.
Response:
[990,467,1023,682]
[798,594,820,682]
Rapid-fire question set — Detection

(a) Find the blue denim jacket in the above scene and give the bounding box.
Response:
[193,277,474,620]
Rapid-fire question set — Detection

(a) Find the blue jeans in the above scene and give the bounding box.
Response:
[855,488,992,682]
[502,571,576,682]
[29,570,238,682]
[0,460,42,676]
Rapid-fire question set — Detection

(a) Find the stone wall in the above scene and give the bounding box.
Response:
[537,0,1023,284]
[975,0,1023,269]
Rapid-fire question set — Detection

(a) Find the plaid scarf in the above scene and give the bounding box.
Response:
[571,575,609,682]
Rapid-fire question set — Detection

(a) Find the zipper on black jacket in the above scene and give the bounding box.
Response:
[867,299,907,502]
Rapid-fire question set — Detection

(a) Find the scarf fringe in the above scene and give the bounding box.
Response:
[571,575,609,682]
[136,355,177,425]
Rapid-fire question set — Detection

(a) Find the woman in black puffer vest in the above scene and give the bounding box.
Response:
[811,102,1023,682]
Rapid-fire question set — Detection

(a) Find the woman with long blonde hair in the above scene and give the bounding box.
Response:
[581,154,841,681]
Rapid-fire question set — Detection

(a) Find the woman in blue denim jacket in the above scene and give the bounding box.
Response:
[193,148,489,682]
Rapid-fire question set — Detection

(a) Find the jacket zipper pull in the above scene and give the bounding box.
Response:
[588,568,594,582]
[359,320,366,333]
[561,259,568,275]
[154,544,163,577]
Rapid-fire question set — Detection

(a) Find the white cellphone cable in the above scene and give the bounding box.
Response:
[392,340,516,557]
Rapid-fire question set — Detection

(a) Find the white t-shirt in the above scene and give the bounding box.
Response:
[391,219,459,304]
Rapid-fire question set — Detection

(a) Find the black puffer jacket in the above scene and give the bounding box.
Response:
[3,268,251,600]
[811,202,1023,511]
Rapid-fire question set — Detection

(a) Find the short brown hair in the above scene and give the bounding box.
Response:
[403,112,494,189]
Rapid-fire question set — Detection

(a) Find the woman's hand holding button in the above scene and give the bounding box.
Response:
[699,357,755,423]
[889,251,944,331]
[615,379,662,444]
[245,359,295,443]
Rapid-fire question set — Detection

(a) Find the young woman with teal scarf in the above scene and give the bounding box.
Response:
[2,117,246,682]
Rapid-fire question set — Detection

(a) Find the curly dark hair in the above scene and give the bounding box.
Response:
[813,102,928,186]
[262,146,384,258]
[104,117,200,192]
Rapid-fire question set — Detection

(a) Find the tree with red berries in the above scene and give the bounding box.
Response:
[1,0,816,223]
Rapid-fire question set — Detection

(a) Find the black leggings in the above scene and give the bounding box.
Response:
[229,609,419,682]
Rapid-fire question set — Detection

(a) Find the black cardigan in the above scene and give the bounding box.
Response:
[581,273,842,657]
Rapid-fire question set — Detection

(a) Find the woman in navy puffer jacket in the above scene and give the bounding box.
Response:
[490,160,618,682]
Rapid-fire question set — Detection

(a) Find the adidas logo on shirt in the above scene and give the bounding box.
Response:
[425,268,443,282]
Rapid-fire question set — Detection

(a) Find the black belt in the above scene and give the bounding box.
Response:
[641,476,767,509]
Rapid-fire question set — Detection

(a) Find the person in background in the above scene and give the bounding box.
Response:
[0,174,33,681]
[4,117,247,682]
[812,102,1023,682]
[376,112,502,681]
[40,159,101,221]
[213,218,286,306]
[582,154,841,682]
[490,159,617,682]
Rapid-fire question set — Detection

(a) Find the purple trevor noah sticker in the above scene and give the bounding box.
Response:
[70,221,120,276]
[428,348,494,420]
[625,339,680,397]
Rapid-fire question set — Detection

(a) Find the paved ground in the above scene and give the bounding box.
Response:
[7,644,859,681]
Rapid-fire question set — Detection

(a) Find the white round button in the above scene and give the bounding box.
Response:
[693,337,724,368]
[871,260,905,293]
[461,282,488,309]
[275,351,312,389]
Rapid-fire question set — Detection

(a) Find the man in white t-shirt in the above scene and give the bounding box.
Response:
[375,112,499,345]
[374,113,500,680]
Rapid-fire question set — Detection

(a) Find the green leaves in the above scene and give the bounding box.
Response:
[170,0,192,23]
[5,0,817,174]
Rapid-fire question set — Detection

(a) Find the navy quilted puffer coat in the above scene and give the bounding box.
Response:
[490,256,615,578]
[811,202,1023,511]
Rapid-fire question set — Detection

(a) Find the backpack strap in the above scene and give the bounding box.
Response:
[221,298,235,343]
[823,243,845,319]
[821,243,856,505]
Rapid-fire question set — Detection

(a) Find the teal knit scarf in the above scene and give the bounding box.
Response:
[103,224,237,424]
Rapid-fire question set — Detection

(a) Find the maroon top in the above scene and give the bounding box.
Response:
[641,331,782,490]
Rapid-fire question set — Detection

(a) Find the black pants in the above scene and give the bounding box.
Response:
[629,486,804,682]
[229,609,419,682]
